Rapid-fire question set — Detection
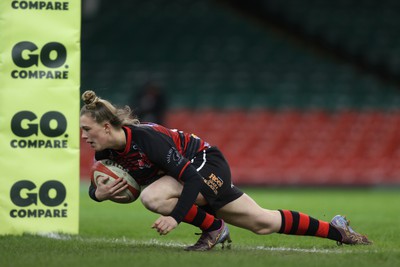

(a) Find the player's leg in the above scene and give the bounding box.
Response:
[140,175,222,232]
[140,175,186,215]
[216,193,371,245]
[141,175,230,251]
[216,193,281,234]
[216,193,338,237]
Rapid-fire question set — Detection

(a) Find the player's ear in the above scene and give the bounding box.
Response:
[103,122,111,134]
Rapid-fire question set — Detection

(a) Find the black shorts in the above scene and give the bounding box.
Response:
[191,147,244,214]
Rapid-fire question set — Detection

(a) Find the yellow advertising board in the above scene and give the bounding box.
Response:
[0,1,80,234]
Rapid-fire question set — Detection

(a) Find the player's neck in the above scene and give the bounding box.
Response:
[109,128,127,151]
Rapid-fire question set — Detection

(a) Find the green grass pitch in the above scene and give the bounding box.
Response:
[1,184,399,267]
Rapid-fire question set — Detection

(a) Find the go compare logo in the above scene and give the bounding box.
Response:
[11,41,69,79]
[10,180,68,218]
[10,111,69,149]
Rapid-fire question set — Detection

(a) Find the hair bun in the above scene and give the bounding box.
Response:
[82,90,99,109]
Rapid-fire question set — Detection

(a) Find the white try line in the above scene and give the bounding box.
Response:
[37,232,379,254]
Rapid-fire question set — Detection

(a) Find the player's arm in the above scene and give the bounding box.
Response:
[133,128,204,224]
[169,161,205,223]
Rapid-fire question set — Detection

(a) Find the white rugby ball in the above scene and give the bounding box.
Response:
[90,159,140,203]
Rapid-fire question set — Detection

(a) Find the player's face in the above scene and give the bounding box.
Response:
[80,114,109,151]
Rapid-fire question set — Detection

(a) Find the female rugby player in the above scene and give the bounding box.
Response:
[80,90,371,251]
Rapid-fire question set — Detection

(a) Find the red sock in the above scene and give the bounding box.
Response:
[278,210,341,241]
[183,205,221,231]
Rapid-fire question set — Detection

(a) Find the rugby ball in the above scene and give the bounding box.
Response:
[90,159,140,203]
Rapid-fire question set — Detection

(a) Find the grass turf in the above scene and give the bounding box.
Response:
[1,185,399,267]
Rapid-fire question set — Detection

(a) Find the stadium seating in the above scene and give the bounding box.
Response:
[257,0,400,75]
[80,0,400,185]
[165,109,400,185]
[81,0,400,110]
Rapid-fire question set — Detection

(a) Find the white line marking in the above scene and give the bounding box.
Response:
[37,233,380,254]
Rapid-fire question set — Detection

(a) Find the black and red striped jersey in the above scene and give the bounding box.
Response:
[89,123,211,223]
[94,123,210,185]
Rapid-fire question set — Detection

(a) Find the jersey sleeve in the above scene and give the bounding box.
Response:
[94,150,109,161]
[132,127,204,223]
[88,150,109,202]
[88,181,102,202]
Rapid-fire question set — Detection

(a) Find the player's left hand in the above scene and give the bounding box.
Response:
[152,216,178,235]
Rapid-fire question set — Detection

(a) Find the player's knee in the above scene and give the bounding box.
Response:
[140,189,161,213]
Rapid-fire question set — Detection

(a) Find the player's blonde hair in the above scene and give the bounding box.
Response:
[80,90,140,127]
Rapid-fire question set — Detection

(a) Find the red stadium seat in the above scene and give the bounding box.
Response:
[164,109,400,186]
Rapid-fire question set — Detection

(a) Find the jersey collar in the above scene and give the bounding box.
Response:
[117,126,132,156]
